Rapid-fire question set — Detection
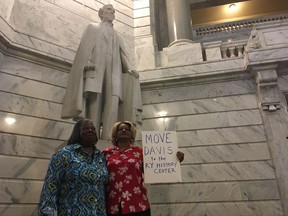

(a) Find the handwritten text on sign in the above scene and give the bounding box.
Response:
[142,131,182,183]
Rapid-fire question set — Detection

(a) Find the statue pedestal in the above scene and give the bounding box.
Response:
[161,42,203,67]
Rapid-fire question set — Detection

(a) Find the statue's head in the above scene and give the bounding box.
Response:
[98,4,115,23]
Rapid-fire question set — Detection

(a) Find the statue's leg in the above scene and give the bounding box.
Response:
[86,92,103,139]
[72,94,86,121]
[101,95,119,140]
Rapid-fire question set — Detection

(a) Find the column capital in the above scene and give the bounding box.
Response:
[250,64,278,73]
[253,65,281,112]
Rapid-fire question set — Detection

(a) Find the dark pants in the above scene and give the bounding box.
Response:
[107,208,151,216]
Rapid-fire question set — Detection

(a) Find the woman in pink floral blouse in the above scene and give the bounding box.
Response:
[103,121,184,216]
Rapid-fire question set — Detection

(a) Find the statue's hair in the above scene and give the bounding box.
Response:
[111,121,137,146]
[67,118,97,145]
[98,4,114,21]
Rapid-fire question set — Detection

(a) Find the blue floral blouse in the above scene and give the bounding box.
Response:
[38,144,108,216]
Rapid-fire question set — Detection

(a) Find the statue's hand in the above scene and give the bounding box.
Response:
[128,69,139,79]
[84,65,96,72]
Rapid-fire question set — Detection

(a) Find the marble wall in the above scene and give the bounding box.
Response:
[140,66,285,216]
[0,0,135,63]
[0,0,137,215]
[1,0,288,216]
[0,51,73,215]
[139,18,288,216]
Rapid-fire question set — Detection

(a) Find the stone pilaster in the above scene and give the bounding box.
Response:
[254,65,280,111]
[253,64,288,215]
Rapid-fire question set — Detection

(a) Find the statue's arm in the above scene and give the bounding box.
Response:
[118,35,139,78]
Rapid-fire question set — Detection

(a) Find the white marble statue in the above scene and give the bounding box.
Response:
[245,25,261,52]
[61,4,142,140]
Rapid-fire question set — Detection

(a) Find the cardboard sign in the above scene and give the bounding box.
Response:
[142,131,182,184]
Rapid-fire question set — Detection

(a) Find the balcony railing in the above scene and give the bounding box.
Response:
[194,13,288,36]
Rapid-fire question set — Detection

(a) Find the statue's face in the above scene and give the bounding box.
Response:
[102,5,115,23]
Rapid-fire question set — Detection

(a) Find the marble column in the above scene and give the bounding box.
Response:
[165,0,193,46]
[252,64,288,215]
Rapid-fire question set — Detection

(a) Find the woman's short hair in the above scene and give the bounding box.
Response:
[68,118,96,145]
[111,121,136,146]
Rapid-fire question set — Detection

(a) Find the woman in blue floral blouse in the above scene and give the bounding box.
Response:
[38,119,108,216]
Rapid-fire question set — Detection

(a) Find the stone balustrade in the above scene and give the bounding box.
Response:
[202,39,247,61]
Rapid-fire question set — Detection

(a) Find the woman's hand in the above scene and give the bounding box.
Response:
[177,151,184,163]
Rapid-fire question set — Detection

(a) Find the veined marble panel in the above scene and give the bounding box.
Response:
[0,133,62,158]
[50,0,100,21]
[134,0,149,9]
[150,180,279,203]
[151,201,283,216]
[202,41,222,61]
[135,16,151,27]
[135,46,155,71]
[181,161,275,182]
[205,47,222,61]
[142,94,258,118]
[80,0,105,13]
[278,74,288,92]
[53,0,107,22]
[134,26,151,37]
[113,20,134,37]
[0,16,16,42]
[11,31,76,62]
[0,55,69,87]
[279,159,288,200]
[263,28,288,46]
[11,0,88,50]
[0,73,65,103]
[0,53,3,64]
[266,116,288,160]
[0,179,42,203]
[2,3,132,57]
[177,126,266,146]
[162,43,203,67]
[247,46,288,64]
[0,112,73,140]
[141,79,255,104]
[27,0,134,46]
[0,0,11,19]
[0,155,49,180]
[134,36,155,70]
[0,204,37,216]
[134,7,150,18]
[142,109,262,131]
[116,12,134,27]
[112,1,133,18]
[139,58,247,82]
[113,0,133,9]
[0,92,71,122]
[135,35,153,47]
[181,143,270,164]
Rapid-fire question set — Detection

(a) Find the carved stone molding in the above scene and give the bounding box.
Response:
[0,34,71,71]
[252,64,281,112]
